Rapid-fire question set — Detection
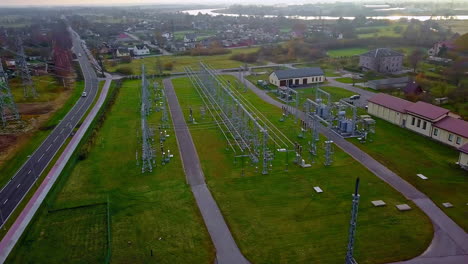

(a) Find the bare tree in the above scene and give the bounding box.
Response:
[409,49,425,72]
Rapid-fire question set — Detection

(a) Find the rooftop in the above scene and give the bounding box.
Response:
[360,48,403,58]
[434,116,468,138]
[405,101,449,120]
[368,93,413,113]
[273,67,324,80]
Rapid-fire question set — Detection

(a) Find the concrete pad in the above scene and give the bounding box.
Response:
[417,174,428,180]
[313,187,323,193]
[371,200,386,207]
[396,204,412,211]
[442,202,453,208]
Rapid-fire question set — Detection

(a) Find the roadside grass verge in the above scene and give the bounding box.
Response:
[7,79,214,263]
[0,81,84,187]
[172,75,432,264]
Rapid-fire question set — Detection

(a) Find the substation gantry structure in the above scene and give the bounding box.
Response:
[185,62,294,174]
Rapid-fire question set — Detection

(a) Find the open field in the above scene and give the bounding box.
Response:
[106,47,261,74]
[9,75,68,103]
[172,75,432,264]
[7,79,214,263]
[349,117,468,231]
[357,24,407,39]
[0,81,84,187]
[438,20,468,35]
[327,48,368,58]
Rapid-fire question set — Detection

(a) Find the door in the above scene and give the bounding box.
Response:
[303,78,308,85]
[288,79,293,86]
[280,80,286,86]
[295,79,299,85]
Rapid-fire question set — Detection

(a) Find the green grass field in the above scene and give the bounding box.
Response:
[106,47,261,74]
[172,75,432,264]
[9,75,66,103]
[357,24,407,39]
[349,117,468,231]
[327,48,368,58]
[7,79,214,263]
[0,81,84,187]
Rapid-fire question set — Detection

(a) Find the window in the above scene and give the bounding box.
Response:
[417,119,421,128]
[433,128,438,136]
[456,137,461,145]
[423,121,427,130]
[448,134,453,142]
[411,117,415,126]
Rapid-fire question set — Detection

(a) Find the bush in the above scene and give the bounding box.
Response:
[230,52,259,63]
[115,66,133,75]
[163,62,174,71]
[120,56,132,63]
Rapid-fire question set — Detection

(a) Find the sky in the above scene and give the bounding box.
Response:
[0,0,458,7]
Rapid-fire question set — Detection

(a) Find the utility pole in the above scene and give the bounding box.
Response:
[345,178,360,264]
[0,60,20,127]
[15,36,37,98]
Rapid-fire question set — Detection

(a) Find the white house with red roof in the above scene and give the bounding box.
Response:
[367,93,468,169]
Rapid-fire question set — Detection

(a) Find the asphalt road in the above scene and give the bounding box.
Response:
[0,27,98,227]
[229,72,468,263]
[164,78,250,264]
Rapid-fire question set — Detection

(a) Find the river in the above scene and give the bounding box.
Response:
[182,8,468,21]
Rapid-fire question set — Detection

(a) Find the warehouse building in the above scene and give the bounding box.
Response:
[269,67,324,88]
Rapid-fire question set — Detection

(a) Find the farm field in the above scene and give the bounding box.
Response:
[327,48,368,58]
[349,117,468,231]
[106,47,261,74]
[172,74,432,264]
[7,79,214,264]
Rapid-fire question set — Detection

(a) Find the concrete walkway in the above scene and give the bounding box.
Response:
[228,72,468,264]
[163,78,250,264]
[0,76,113,263]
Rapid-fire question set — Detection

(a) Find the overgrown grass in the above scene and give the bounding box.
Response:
[349,117,468,231]
[7,79,214,263]
[172,75,432,264]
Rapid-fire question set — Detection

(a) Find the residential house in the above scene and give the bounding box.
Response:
[427,40,456,56]
[116,47,130,57]
[184,33,197,43]
[403,80,424,96]
[269,67,324,87]
[131,45,150,56]
[359,48,404,73]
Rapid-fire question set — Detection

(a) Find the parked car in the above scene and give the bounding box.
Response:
[349,94,360,100]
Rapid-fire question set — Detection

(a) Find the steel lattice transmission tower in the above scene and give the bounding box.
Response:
[15,37,37,98]
[345,178,360,264]
[140,64,155,173]
[0,60,20,126]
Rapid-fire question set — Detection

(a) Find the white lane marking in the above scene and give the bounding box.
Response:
[38,153,45,162]
[16,184,20,189]
[46,144,52,151]
[53,136,59,142]
[3,199,7,204]
[27,170,31,175]
[60,128,64,134]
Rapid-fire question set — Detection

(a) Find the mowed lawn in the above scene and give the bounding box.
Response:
[172,76,432,264]
[106,47,261,74]
[349,117,468,231]
[7,80,214,263]
[327,48,368,58]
